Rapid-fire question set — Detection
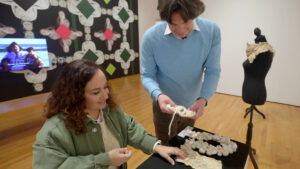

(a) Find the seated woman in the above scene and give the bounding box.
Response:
[33,60,186,169]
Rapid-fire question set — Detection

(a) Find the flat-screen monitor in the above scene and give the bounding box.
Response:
[0,38,50,72]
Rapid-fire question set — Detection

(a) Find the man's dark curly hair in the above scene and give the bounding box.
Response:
[45,59,117,135]
[157,0,205,23]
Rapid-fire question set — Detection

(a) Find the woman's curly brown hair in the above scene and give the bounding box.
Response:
[44,60,117,135]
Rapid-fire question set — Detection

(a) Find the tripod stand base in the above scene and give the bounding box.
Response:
[249,148,259,169]
[244,105,266,119]
[245,104,260,169]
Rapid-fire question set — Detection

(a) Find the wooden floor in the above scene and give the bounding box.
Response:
[0,74,299,169]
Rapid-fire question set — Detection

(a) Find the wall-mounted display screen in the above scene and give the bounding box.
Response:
[0,38,50,72]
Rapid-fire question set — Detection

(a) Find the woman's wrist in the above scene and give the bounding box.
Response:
[153,140,162,153]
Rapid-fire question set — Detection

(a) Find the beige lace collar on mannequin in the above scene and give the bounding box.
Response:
[246,42,274,63]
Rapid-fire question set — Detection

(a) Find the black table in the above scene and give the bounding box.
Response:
[137,127,250,169]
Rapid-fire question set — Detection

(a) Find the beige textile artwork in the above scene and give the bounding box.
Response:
[176,143,222,169]
[184,129,238,157]
[167,104,196,136]
[246,42,274,63]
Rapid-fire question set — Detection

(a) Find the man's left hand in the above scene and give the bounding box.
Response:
[189,98,207,120]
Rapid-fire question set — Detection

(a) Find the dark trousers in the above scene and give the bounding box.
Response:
[152,101,195,145]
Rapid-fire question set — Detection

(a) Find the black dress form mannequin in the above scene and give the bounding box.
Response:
[242,28,273,118]
[242,28,273,169]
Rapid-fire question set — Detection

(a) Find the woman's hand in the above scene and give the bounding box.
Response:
[154,145,187,166]
[108,148,132,166]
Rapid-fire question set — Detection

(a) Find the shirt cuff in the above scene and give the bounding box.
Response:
[152,140,162,152]
[197,97,208,106]
[151,89,162,101]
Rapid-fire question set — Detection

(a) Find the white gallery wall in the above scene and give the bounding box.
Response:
[138,0,159,48]
[138,0,300,106]
[201,0,300,106]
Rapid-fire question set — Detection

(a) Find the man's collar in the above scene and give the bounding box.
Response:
[164,19,200,36]
[193,19,200,31]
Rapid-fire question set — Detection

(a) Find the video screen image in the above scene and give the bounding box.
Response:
[0,38,50,72]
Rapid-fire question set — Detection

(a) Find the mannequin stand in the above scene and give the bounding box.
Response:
[245,105,259,169]
[244,105,266,119]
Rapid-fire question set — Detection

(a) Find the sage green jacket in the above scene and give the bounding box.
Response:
[33,106,157,169]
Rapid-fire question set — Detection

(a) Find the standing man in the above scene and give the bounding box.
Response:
[141,0,221,144]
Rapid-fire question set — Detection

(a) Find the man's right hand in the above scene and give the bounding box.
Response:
[157,94,176,114]
[108,148,132,166]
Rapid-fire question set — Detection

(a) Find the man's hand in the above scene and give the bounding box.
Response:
[157,94,176,114]
[154,145,187,166]
[108,148,132,166]
[189,98,207,120]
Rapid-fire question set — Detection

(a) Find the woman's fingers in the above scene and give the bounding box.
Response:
[155,145,187,166]
[173,148,187,159]
[162,153,175,165]
[109,148,132,166]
